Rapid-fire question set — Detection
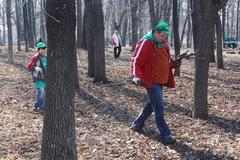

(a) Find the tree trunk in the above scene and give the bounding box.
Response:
[77,0,82,48]
[40,0,46,42]
[173,0,180,76]
[222,6,226,47]
[130,0,138,52]
[216,13,224,68]
[23,0,29,52]
[27,0,35,48]
[138,0,145,39]
[192,0,209,119]
[15,0,21,51]
[81,7,87,50]
[187,0,192,48]
[6,0,14,63]
[93,1,107,83]
[2,1,6,45]
[237,0,240,41]
[148,0,158,28]
[85,1,95,77]
[209,30,216,63]
[41,0,77,159]
[122,12,128,46]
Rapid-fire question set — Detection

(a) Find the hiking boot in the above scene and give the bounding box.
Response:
[130,125,144,133]
[161,135,176,145]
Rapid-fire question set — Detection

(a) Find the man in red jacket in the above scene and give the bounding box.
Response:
[130,22,180,145]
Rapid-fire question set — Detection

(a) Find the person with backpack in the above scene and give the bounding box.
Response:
[130,22,181,145]
[112,30,122,59]
[28,42,47,111]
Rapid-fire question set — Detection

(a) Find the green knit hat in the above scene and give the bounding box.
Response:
[154,22,171,35]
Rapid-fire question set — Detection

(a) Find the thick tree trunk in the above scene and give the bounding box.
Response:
[15,0,21,51]
[173,0,180,76]
[93,1,107,83]
[85,0,107,83]
[192,0,209,119]
[85,1,95,77]
[216,13,224,68]
[41,0,77,159]
[148,0,158,28]
[23,0,29,52]
[77,0,82,48]
[6,0,14,63]
[130,0,138,52]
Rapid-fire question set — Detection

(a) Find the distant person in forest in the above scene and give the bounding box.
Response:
[231,38,237,49]
[112,30,122,59]
[130,22,181,145]
[28,42,47,111]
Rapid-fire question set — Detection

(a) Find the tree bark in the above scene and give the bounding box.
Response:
[27,0,35,48]
[81,7,87,50]
[85,0,107,83]
[130,0,138,52]
[216,12,224,68]
[6,0,14,63]
[148,0,158,28]
[186,6,192,48]
[222,6,226,47]
[41,0,77,159]
[15,0,21,51]
[77,0,82,48]
[40,0,46,42]
[192,0,209,119]
[2,1,6,45]
[85,1,95,77]
[122,11,128,46]
[192,0,227,119]
[23,0,29,52]
[173,0,180,76]
[93,1,107,83]
[237,0,240,41]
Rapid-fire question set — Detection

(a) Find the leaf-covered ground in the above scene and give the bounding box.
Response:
[0,46,239,160]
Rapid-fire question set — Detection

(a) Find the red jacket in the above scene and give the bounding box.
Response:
[131,39,178,88]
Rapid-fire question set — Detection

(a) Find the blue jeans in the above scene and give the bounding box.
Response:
[34,87,45,109]
[132,84,171,137]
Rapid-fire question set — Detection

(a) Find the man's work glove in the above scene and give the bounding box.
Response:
[34,66,42,72]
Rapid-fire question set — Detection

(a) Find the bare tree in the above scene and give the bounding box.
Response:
[22,0,29,52]
[85,0,107,82]
[191,0,228,119]
[148,0,157,28]
[130,0,138,51]
[215,12,224,68]
[173,0,180,76]
[6,0,14,63]
[77,0,82,48]
[15,0,21,51]
[41,0,77,159]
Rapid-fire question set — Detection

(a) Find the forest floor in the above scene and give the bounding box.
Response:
[0,46,239,160]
